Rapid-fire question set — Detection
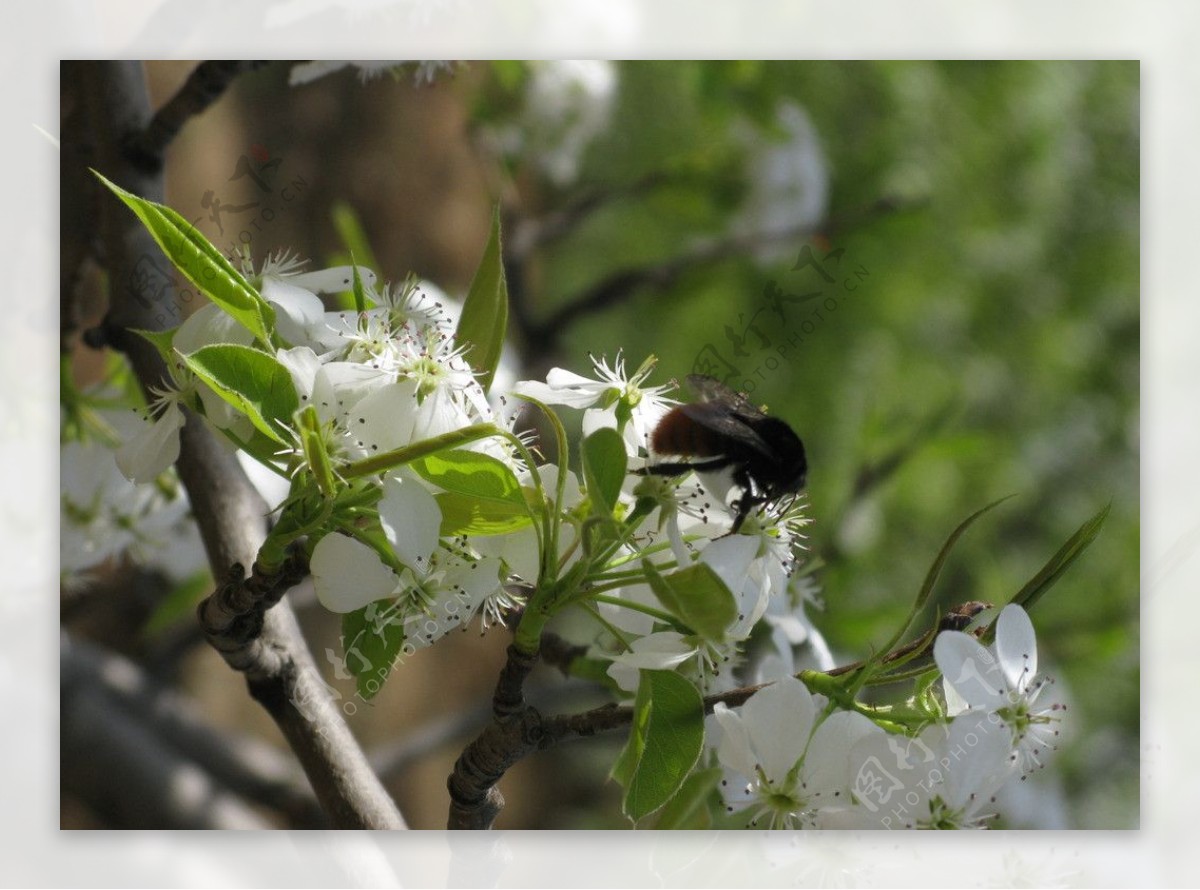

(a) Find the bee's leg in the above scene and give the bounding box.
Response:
[730,491,768,533]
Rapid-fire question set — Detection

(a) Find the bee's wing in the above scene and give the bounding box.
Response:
[679,403,777,460]
[685,374,760,415]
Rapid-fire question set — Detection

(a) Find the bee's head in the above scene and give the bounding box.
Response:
[753,417,808,491]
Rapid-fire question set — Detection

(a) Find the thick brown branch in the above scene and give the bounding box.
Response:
[79,60,404,830]
[537,629,589,676]
[60,63,101,350]
[446,644,543,829]
[125,61,270,173]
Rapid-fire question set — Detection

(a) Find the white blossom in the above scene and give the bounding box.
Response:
[935,604,1064,773]
[709,676,880,828]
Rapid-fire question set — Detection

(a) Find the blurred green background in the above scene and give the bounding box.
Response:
[85,60,1136,829]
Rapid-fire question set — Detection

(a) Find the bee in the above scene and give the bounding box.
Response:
[636,374,807,531]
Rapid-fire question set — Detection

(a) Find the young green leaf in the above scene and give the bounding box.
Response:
[434,490,534,537]
[876,495,1015,662]
[454,205,508,393]
[331,201,382,278]
[130,326,180,365]
[644,561,737,643]
[1007,502,1110,616]
[582,426,627,517]
[612,670,706,822]
[180,344,299,444]
[341,605,406,700]
[93,171,275,344]
[350,258,368,314]
[414,449,529,512]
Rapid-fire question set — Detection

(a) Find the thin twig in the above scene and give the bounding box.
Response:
[370,678,598,781]
[517,193,920,354]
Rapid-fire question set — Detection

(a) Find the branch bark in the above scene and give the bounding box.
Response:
[77,59,404,830]
[125,60,271,173]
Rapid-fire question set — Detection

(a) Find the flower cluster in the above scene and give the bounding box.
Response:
[513,355,831,695]
[110,255,527,664]
[707,604,1062,829]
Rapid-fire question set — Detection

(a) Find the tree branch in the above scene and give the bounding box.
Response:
[446,643,541,829]
[125,60,271,173]
[78,59,404,830]
[60,63,101,351]
[517,193,921,355]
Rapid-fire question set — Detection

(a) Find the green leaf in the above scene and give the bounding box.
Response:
[435,489,534,536]
[341,605,406,700]
[876,495,1015,661]
[130,326,179,364]
[612,670,706,822]
[181,344,299,444]
[414,448,529,511]
[93,171,274,344]
[582,426,627,517]
[644,561,737,643]
[454,205,509,393]
[1007,502,1111,617]
[350,258,368,314]
[331,201,381,277]
[652,766,721,829]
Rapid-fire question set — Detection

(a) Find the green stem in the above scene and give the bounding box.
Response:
[578,601,634,652]
[590,593,679,626]
[341,423,500,479]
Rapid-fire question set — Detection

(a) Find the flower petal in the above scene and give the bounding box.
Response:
[173,302,254,353]
[610,631,697,670]
[348,378,420,454]
[581,405,617,438]
[311,361,391,424]
[378,474,441,572]
[114,401,184,483]
[275,346,322,404]
[310,533,398,613]
[711,703,757,779]
[741,675,814,783]
[471,525,541,585]
[283,265,376,294]
[995,604,1038,694]
[941,711,1016,811]
[407,556,504,648]
[699,534,760,596]
[262,277,327,347]
[934,629,1006,710]
[803,710,882,797]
